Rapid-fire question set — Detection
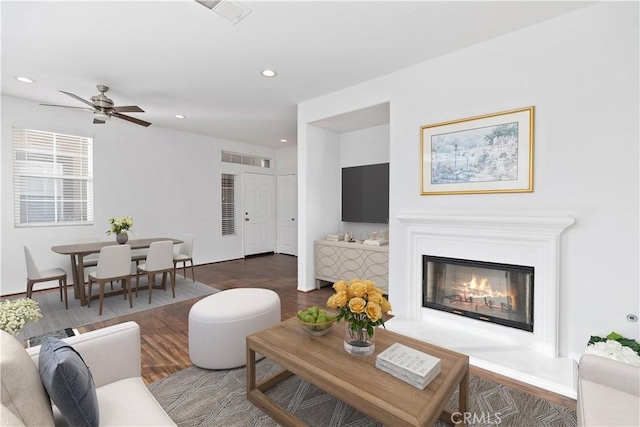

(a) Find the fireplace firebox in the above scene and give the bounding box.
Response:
[423,256,534,332]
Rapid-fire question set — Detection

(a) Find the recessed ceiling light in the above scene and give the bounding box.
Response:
[15,76,35,84]
[174,114,186,119]
[261,69,277,78]
[279,139,288,143]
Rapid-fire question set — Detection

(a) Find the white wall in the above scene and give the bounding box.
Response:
[298,2,639,360]
[340,124,390,239]
[276,145,297,175]
[339,124,389,167]
[1,95,277,295]
[298,125,341,290]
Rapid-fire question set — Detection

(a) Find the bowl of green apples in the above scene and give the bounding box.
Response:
[296,306,337,336]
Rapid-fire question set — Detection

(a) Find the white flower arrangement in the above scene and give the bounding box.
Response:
[586,332,640,366]
[107,216,134,235]
[0,298,43,336]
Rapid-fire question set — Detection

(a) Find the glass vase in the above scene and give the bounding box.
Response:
[343,323,375,356]
[116,232,129,244]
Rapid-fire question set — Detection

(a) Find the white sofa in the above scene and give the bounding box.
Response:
[1,321,175,426]
[577,354,640,427]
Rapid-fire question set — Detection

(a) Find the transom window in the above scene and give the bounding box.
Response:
[221,150,271,169]
[13,127,94,226]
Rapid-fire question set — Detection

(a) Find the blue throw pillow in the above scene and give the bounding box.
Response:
[38,337,99,427]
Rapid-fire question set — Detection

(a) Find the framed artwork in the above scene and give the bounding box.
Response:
[421,106,534,195]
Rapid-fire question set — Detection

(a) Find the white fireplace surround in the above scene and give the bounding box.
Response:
[389,213,577,396]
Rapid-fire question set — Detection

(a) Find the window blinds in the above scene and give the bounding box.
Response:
[13,128,94,226]
[221,173,237,236]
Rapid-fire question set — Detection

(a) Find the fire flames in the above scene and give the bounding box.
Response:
[451,275,514,311]
[458,275,501,297]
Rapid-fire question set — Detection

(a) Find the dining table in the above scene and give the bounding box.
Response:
[51,237,183,306]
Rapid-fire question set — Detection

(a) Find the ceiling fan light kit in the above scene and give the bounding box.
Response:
[93,111,110,124]
[40,85,151,127]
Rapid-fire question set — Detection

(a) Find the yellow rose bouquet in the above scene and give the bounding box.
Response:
[327,279,392,340]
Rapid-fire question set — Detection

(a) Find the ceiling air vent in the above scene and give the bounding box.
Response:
[194,0,252,25]
[194,0,221,10]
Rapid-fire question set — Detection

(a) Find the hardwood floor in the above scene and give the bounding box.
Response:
[50,253,574,409]
[78,254,334,385]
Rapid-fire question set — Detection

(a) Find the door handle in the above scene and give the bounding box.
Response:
[245,218,250,221]
[291,218,295,221]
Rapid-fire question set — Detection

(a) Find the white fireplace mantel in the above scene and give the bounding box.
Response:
[389,213,577,397]
[396,213,575,237]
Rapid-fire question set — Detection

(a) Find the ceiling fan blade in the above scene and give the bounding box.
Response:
[40,103,94,111]
[93,118,106,124]
[112,112,151,127]
[112,105,145,113]
[60,90,95,108]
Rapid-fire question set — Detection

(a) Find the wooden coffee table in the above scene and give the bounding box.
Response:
[246,317,469,427]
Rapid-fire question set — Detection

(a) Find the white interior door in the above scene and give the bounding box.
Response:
[244,173,275,256]
[277,174,298,256]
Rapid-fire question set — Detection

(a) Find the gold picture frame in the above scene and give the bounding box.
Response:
[421,106,534,195]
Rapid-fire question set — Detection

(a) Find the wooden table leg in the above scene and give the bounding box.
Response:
[247,343,256,394]
[69,255,80,300]
[246,340,306,426]
[459,369,469,427]
[459,369,468,413]
[77,257,87,306]
[441,367,469,426]
[67,254,88,306]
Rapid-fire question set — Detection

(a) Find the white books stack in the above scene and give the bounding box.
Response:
[375,343,441,389]
[326,233,345,242]
[363,239,388,246]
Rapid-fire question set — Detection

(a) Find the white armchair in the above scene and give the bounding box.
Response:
[0,321,175,426]
[577,354,640,426]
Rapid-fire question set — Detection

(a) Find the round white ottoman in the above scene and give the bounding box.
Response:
[188,288,280,369]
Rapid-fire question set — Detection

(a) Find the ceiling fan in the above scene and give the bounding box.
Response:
[40,85,151,127]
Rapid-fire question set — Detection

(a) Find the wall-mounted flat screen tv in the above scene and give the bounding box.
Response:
[342,163,389,224]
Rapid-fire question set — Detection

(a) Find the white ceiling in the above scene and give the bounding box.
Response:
[1,1,591,148]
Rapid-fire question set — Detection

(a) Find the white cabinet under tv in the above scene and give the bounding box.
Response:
[314,240,389,292]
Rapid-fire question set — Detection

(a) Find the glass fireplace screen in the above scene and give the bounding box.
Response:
[423,256,534,332]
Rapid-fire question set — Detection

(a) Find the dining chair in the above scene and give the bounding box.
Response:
[173,233,195,282]
[78,235,125,290]
[86,245,133,315]
[24,246,68,309]
[76,235,104,268]
[136,241,175,303]
[131,249,148,268]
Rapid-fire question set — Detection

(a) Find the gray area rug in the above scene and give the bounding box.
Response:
[149,359,577,427]
[15,276,217,342]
